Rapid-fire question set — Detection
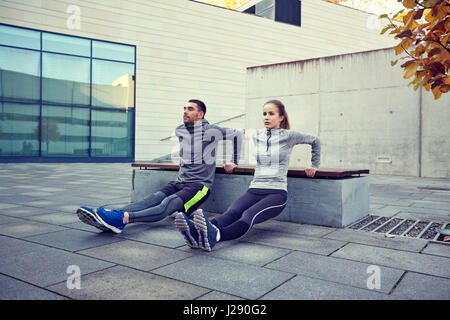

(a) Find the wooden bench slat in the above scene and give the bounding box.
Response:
[131,163,369,178]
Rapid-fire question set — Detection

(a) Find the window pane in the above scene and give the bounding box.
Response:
[41,105,89,157]
[0,46,40,103]
[256,0,274,12]
[42,32,90,56]
[92,40,135,62]
[42,52,90,106]
[92,60,134,109]
[91,109,133,157]
[0,103,39,156]
[0,25,40,50]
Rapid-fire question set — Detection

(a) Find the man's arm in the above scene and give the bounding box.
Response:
[214,126,244,173]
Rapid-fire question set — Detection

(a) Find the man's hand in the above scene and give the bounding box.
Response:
[223,163,237,173]
[305,167,318,178]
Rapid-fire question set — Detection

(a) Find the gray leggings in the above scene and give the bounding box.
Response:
[120,191,184,223]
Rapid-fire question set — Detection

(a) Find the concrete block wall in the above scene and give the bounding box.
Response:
[245,48,450,178]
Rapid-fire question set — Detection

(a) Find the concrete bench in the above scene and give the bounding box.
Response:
[130,163,370,228]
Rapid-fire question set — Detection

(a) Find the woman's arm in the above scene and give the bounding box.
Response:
[289,130,321,169]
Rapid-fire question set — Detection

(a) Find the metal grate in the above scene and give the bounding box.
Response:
[347,215,450,242]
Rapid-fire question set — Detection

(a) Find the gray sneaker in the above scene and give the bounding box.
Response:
[192,209,219,252]
[175,212,199,249]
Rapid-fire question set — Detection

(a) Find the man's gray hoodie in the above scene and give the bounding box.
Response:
[174,119,243,189]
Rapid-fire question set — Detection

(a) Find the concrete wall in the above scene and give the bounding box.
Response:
[0,0,396,161]
[245,48,450,178]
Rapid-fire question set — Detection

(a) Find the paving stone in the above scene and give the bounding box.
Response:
[370,198,415,207]
[393,206,449,216]
[0,274,66,300]
[423,195,450,203]
[0,195,46,205]
[253,219,336,237]
[324,229,427,252]
[0,214,27,225]
[152,255,294,300]
[242,229,346,255]
[265,251,404,294]
[197,291,244,300]
[78,240,193,271]
[331,243,450,278]
[0,202,21,210]
[35,187,69,193]
[0,244,115,287]
[260,275,394,300]
[19,191,54,198]
[26,212,81,225]
[421,242,450,258]
[119,225,187,248]
[411,200,450,211]
[47,265,209,300]
[0,221,67,238]
[0,235,49,257]
[206,242,291,266]
[0,206,60,218]
[24,229,125,252]
[391,272,450,300]
[63,221,111,233]
[372,206,403,216]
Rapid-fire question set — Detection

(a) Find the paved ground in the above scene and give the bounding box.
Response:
[0,163,449,300]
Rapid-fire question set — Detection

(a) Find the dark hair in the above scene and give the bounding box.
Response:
[264,99,290,130]
[188,99,206,118]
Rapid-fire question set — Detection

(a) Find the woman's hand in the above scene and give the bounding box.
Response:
[223,163,237,173]
[305,167,318,178]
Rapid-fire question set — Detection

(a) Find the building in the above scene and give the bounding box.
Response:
[1,0,396,163]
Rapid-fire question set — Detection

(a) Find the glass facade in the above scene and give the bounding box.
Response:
[0,24,136,160]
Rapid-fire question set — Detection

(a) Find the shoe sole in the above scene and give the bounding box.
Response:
[174,212,198,249]
[76,208,111,233]
[192,211,212,252]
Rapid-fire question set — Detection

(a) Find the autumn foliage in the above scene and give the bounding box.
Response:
[380,0,450,99]
[200,0,250,9]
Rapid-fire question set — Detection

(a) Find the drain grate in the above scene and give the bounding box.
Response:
[347,215,450,242]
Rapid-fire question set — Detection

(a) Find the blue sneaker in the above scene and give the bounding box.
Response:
[94,207,127,234]
[76,206,111,232]
[192,209,219,252]
[174,212,199,249]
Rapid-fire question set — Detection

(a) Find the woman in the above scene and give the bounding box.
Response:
[174,100,321,251]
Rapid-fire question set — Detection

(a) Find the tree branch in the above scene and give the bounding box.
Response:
[430,39,450,53]
[414,0,450,8]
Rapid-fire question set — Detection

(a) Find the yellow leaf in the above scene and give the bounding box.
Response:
[403,0,416,9]
[401,38,414,51]
[403,62,418,79]
[432,86,442,99]
[391,60,399,66]
[440,84,450,93]
[403,10,414,24]
[381,25,394,35]
[394,43,404,55]
[442,34,449,46]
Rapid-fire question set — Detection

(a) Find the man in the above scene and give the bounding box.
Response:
[76,99,243,234]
